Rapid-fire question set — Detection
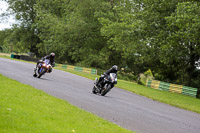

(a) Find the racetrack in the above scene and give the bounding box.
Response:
[1,57,200,133]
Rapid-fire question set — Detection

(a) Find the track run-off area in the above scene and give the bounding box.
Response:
[1,57,200,133]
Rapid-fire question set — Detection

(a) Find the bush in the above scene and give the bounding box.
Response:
[144,69,153,78]
[139,69,154,85]
[117,72,137,81]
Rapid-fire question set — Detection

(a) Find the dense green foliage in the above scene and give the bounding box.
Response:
[1,0,200,88]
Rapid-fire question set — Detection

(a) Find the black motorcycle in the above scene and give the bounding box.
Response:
[92,73,117,96]
[33,59,52,78]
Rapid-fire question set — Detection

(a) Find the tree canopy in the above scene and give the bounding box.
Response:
[1,0,200,87]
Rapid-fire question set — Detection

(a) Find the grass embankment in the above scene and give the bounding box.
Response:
[55,67,200,114]
[0,74,133,133]
[0,53,10,59]
[0,54,35,64]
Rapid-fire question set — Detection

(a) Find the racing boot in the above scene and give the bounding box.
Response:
[33,68,37,77]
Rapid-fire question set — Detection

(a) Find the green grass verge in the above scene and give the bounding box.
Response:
[0,74,133,133]
[0,55,11,59]
[0,55,35,64]
[117,81,200,113]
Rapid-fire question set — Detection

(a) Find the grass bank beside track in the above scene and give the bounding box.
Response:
[1,55,200,114]
[0,74,133,133]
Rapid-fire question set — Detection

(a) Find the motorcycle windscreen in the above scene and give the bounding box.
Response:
[110,73,117,83]
[44,59,50,65]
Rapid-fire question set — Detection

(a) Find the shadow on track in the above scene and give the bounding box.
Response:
[32,76,52,81]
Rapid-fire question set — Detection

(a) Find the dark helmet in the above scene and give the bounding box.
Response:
[50,53,55,58]
[112,65,118,71]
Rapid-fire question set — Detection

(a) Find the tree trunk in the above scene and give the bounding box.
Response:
[187,45,196,86]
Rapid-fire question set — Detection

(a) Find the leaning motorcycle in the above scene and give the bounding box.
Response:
[92,73,117,96]
[33,59,52,78]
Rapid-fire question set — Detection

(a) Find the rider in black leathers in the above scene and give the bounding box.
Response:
[34,53,55,73]
[97,65,118,87]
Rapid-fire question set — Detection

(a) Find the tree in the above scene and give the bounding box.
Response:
[164,2,200,86]
[2,0,200,86]
[2,0,40,55]
[0,29,12,53]
[34,0,108,66]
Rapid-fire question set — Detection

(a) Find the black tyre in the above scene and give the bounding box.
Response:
[92,86,97,94]
[33,74,37,77]
[37,69,46,78]
[101,84,111,96]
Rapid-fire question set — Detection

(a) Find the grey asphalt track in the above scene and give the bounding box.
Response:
[1,57,200,133]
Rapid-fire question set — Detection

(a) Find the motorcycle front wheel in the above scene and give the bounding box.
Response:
[92,86,97,94]
[37,68,46,78]
[101,84,111,96]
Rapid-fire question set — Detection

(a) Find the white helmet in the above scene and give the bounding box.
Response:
[50,53,55,58]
